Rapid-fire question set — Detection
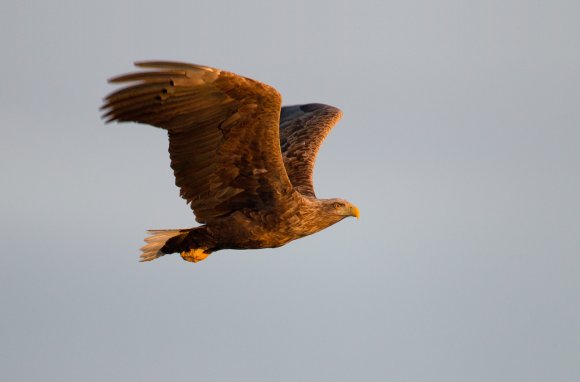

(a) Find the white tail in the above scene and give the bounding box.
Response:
[140,229,183,262]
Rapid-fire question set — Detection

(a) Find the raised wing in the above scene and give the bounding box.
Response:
[279,103,343,198]
[102,61,295,222]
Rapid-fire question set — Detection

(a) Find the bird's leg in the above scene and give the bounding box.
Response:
[180,248,211,263]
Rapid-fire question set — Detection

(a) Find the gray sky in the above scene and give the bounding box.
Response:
[1,1,579,381]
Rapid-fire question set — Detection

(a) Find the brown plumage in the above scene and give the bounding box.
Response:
[101,61,359,263]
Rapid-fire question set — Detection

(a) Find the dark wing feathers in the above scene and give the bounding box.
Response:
[279,103,343,198]
[101,61,294,222]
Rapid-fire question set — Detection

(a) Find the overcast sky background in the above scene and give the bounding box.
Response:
[1,1,579,381]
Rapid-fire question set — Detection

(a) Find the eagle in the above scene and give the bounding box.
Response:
[101,61,359,263]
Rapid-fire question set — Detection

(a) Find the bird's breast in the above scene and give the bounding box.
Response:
[213,207,317,249]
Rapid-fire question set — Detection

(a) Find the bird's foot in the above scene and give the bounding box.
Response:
[180,248,211,263]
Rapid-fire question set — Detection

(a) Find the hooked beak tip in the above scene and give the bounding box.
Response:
[352,206,360,220]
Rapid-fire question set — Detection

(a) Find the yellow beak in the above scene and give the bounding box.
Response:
[351,205,360,220]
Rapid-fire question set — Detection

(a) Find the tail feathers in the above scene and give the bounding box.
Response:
[140,229,185,262]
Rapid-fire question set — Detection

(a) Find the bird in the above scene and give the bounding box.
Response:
[101,61,359,263]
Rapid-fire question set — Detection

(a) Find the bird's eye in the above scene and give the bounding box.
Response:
[333,203,341,209]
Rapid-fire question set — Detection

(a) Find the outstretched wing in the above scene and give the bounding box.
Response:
[102,61,295,222]
[279,103,343,198]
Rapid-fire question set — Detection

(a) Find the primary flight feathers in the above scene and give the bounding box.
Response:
[102,61,358,263]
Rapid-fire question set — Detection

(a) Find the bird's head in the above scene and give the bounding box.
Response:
[322,198,360,221]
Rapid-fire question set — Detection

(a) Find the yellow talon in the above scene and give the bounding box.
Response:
[181,248,210,263]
